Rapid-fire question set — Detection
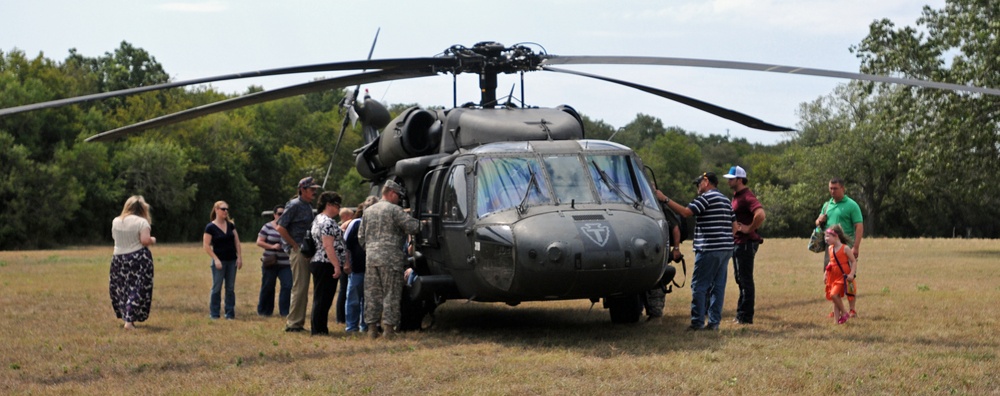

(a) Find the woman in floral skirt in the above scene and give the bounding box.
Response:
[110,195,157,330]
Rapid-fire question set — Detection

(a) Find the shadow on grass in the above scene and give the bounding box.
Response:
[415,302,727,357]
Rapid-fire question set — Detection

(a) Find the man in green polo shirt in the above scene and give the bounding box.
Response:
[815,177,864,317]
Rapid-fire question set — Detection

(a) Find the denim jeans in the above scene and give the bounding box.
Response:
[345,272,367,331]
[210,259,238,319]
[257,264,293,316]
[690,249,732,328]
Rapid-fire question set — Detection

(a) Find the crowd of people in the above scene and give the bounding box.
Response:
[107,167,865,332]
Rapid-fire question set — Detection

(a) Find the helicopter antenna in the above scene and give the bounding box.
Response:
[504,83,516,108]
[322,27,380,188]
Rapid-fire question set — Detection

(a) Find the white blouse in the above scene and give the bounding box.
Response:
[112,215,150,255]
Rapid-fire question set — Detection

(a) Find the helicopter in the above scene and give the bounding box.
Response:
[5,41,1000,327]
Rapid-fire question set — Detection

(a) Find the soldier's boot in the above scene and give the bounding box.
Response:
[646,315,663,324]
[382,324,396,340]
[368,324,379,340]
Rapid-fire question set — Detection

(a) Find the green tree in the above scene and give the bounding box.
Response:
[852,0,1000,236]
[636,128,701,203]
[112,139,198,240]
[0,132,84,248]
[581,116,616,141]
[792,83,916,237]
[54,135,124,243]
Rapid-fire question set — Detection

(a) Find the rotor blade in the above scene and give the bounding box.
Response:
[324,27,381,189]
[543,66,794,132]
[2,57,455,117]
[85,68,437,142]
[542,56,1000,96]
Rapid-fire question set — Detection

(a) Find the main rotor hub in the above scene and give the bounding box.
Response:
[443,42,546,76]
[442,42,546,108]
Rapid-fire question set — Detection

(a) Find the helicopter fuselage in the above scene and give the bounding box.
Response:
[364,105,672,305]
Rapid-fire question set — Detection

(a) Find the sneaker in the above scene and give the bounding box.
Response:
[686,324,703,331]
[837,314,849,325]
[284,326,305,333]
[704,325,719,331]
[849,309,857,318]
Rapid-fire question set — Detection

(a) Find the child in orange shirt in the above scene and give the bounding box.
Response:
[824,225,856,324]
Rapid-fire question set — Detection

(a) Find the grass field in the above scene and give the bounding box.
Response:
[1,238,998,394]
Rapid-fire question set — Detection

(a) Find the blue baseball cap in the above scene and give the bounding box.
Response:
[723,166,747,179]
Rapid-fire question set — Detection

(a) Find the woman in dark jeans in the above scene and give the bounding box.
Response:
[257,205,292,316]
[203,200,243,319]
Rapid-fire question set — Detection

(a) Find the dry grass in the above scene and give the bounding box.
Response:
[0,239,998,395]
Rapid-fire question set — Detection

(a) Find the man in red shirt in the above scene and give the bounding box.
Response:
[725,166,766,325]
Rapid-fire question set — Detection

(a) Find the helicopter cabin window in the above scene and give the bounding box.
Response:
[542,155,596,205]
[586,154,658,209]
[442,165,468,222]
[475,157,551,217]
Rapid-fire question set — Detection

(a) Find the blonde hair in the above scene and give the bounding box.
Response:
[209,201,234,223]
[118,195,152,224]
[825,224,849,245]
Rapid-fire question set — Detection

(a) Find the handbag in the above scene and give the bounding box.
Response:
[300,230,317,258]
[261,253,278,267]
[807,202,830,253]
[807,227,827,253]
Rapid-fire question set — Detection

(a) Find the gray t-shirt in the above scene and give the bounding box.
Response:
[276,197,314,252]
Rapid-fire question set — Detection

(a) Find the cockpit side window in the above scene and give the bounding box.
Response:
[442,165,468,222]
[475,157,551,217]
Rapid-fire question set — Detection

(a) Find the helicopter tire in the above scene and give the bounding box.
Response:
[606,293,642,324]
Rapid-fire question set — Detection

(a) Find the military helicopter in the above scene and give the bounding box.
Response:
[5,41,1000,327]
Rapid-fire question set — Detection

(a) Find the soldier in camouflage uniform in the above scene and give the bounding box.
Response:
[359,180,420,339]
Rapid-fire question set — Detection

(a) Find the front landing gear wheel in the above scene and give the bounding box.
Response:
[605,293,642,324]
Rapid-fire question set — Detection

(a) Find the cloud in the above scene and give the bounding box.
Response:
[157,1,227,13]
[628,0,936,36]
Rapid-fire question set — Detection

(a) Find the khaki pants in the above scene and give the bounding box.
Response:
[285,248,312,329]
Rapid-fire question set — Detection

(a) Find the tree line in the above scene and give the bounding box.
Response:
[2,1,997,249]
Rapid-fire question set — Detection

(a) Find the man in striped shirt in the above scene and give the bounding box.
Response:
[656,172,735,331]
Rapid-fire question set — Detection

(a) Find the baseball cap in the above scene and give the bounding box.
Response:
[723,166,747,179]
[298,176,321,190]
[692,172,718,186]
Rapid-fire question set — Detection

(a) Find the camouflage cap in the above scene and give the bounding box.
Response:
[383,179,405,196]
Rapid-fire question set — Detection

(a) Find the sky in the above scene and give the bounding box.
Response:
[1,0,946,145]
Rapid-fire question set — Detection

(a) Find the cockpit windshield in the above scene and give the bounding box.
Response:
[476,157,551,217]
[542,155,597,205]
[475,152,658,217]
[586,155,659,210]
